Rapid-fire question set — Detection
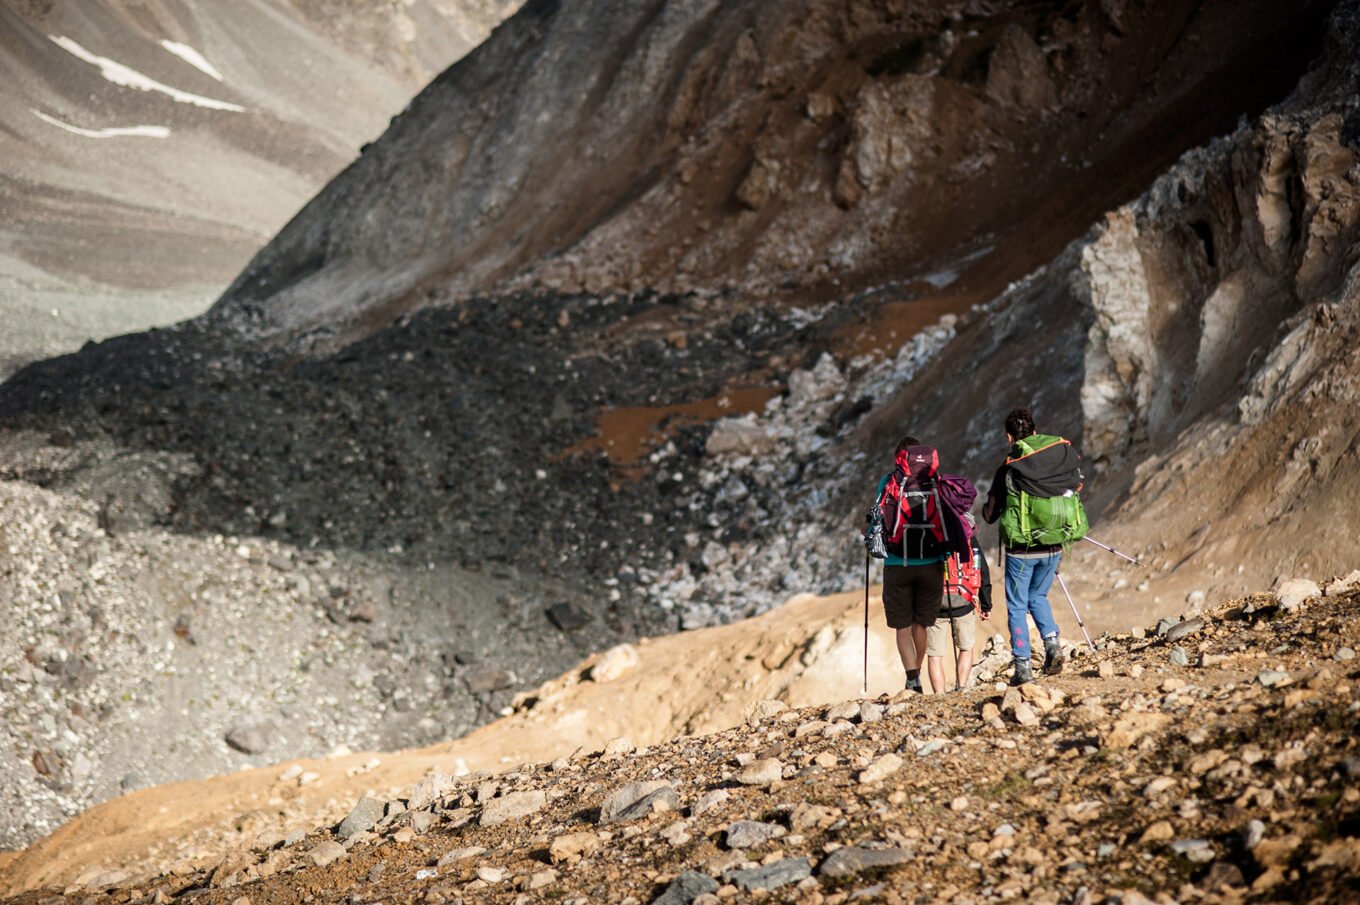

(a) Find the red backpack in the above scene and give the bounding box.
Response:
[878,445,948,561]
[943,550,983,612]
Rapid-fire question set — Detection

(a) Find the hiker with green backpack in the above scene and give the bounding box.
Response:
[981,408,1088,686]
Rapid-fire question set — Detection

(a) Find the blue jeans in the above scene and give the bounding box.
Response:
[1004,552,1061,660]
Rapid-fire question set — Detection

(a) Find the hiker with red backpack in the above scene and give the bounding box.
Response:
[865,436,975,693]
[981,408,1088,686]
[926,512,992,692]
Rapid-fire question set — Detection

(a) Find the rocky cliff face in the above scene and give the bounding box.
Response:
[210,0,1333,346]
[0,0,519,376]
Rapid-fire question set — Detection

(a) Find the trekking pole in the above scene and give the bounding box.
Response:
[862,553,870,696]
[1055,570,1097,653]
[1082,536,1143,566]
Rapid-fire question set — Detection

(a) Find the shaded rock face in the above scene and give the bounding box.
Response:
[210,0,1335,346]
[1077,100,1360,468]
[0,0,520,376]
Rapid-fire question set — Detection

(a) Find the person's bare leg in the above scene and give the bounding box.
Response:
[895,627,917,673]
[911,624,928,671]
[927,656,946,694]
[956,647,975,689]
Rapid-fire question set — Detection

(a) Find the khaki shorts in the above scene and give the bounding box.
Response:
[925,609,977,657]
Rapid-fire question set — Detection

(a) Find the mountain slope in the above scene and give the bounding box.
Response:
[0,0,520,376]
[208,0,1334,347]
[2,583,1357,898]
[1,0,1357,872]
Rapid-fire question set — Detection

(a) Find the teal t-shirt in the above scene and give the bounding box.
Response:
[876,474,946,567]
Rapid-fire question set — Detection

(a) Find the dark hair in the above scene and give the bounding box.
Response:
[1005,408,1036,439]
[895,435,922,453]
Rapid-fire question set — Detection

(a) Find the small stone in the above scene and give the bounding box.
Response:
[722,857,811,891]
[481,790,547,827]
[654,870,719,905]
[602,736,635,756]
[1166,618,1205,642]
[224,722,273,755]
[1273,577,1320,610]
[437,846,487,866]
[794,721,829,738]
[818,847,913,878]
[1140,821,1174,842]
[980,702,1002,722]
[1244,819,1266,850]
[307,840,346,867]
[725,820,784,849]
[1170,839,1215,863]
[692,789,730,817]
[1012,702,1039,726]
[857,753,903,784]
[859,702,884,723]
[915,739,948,757]
[824,701,860,722]
[406,771,453,811]
[1335,647,1356,662]
[600,781,679,823]
[736,758,784,786]
[475,866,505,883]
[659,820,691,845]
[1324,570,1360,596]
[336,797,385,839]
[1161,678,1186,692]
[1257,669,1291,688]
[528,869,558,890]
[1097,661,1115,679]
[1272,745,1308,770]
[950,797,969,812]
[790,803,841,832]
[1156,617,1179,637]
[1143,777,1176,797]
[1202,861,1246,890]
[546,601,590,632]
[549,832,601,864]
[591,644,639,682]
[1169,647,1189,667]
[745,700,786,726]
[1129,664,1144,678]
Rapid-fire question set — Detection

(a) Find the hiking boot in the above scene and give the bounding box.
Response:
[1042,637,1066,676]
[1010,658,1034,686]
[905,676,923,694]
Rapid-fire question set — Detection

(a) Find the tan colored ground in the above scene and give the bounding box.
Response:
[4,536,1310,898]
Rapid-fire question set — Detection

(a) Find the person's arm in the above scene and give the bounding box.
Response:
[981,465,1006,524]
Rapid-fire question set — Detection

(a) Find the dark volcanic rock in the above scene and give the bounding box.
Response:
[653,870,718,904]
[546,601,591,632]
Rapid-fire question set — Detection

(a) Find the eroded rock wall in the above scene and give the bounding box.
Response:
[1076,64,1360,470]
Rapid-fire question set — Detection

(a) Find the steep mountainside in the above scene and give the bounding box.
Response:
[1,0,1358,876]
[208,0,1333,347]
[0,0,520,376]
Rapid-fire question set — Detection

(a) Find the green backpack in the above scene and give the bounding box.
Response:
[999,435,1089,548]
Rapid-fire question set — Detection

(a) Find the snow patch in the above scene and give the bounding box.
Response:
[159,40,225,82]
[49,36,244,112]
[31,109,170,139]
